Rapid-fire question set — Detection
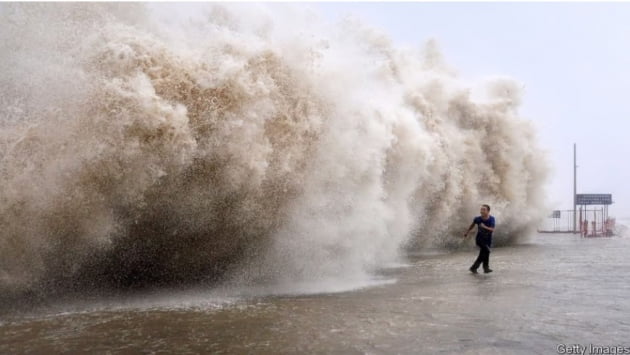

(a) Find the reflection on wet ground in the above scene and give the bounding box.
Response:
[2,234,629,354]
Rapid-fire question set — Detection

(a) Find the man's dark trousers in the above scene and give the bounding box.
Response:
[471,242,490,271]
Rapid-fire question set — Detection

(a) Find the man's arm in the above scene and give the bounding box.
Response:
[463,222,476,238]
[479,223,494,232]
[480,217,496,232]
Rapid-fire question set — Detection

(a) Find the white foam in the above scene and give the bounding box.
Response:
[0,3,548,295]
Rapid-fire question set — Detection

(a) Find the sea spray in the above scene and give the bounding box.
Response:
[0,3,548,295]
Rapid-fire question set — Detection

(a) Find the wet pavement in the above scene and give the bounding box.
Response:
[2,233,629,354]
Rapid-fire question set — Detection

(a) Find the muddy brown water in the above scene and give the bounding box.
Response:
[2,233,629,354]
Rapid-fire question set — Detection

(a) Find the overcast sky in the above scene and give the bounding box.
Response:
[314,2,630,219]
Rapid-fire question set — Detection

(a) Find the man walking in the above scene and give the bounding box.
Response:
[463,204,495,274]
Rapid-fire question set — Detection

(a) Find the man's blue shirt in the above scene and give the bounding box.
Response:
[474,215,495,247]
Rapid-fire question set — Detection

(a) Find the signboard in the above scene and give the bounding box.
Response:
[576,194,613,205]
[550,210,561,219]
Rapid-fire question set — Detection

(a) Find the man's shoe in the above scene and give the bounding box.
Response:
[469,267,478,274]
[483,269,493,273]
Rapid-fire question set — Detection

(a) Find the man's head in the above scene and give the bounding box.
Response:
[480,204,490,217]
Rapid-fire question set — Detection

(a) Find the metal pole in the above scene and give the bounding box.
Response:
[580,206,584,237]
[602,206,606,235]
[573,143,577,233]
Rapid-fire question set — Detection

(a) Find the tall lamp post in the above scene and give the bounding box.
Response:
[573,143,577,233]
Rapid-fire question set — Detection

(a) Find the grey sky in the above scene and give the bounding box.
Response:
[315,2,630,218]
